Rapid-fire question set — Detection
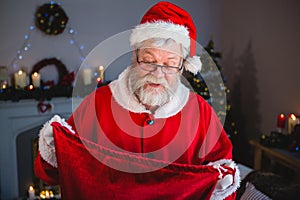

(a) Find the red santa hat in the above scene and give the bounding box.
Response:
[130,1,202,74]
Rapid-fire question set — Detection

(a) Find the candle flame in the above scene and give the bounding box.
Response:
[29,85,34,90]
[99,65,104,71]
[290,114,297,120]
[280,114,285,119]
[33,72,38,77]
[29,186,34,191]
[18,70,23,75]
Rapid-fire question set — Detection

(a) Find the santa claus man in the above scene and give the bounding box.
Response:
[35,2,240,199]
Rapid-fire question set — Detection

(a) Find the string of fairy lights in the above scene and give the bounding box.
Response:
[10,1,86,72]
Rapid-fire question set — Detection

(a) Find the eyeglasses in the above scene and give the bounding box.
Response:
[136,49,183,74]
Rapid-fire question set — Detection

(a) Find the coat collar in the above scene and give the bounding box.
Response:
[109,66,190,118]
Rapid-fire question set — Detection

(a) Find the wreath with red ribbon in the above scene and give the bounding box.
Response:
[30,58,74,87]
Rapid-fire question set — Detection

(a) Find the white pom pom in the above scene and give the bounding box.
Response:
[183,56,202,75]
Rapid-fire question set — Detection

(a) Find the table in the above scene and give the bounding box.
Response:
[249,140,300,181]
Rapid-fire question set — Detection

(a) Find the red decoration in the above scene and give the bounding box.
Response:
[277,114,286,128]
[38,102,52,113]
[31,58,73,87]
[61,71,75,86]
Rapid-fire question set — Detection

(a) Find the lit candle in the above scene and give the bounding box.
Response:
[45,190,50,198]
[28,185,35,199]
[0,80,7,89]
[98,65,104,83]
[83,68,92,85]
[277,113,286,129]
[28,84,34,90]
[14,70,27,88]
[288,114,299,134]
[31,72,41,88]
[49,190,54,198]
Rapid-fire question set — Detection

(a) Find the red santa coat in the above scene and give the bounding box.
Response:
[35,68,240,199]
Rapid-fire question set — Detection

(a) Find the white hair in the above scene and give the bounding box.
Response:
[133,38,188,59]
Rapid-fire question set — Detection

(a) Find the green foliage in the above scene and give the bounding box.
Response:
[184,39,238,140]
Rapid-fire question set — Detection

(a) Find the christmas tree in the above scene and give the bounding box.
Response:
[183,39,238,141]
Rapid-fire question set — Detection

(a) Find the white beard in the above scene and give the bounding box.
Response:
[128,67,179,107]
[137,85,170,107]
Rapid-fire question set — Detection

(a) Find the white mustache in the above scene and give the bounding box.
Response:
[137,75,169,89]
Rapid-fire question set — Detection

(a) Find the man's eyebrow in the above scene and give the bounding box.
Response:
[140,49,155,56]
[141,49,180,60]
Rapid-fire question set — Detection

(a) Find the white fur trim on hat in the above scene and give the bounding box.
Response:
[183,56,202,75]
[130,21,190,50]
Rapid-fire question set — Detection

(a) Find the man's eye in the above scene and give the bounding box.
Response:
[144,61,155,64]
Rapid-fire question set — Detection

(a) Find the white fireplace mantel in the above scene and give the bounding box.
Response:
[0,97,73,200]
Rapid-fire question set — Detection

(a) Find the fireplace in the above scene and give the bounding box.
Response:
[0,97,72,199]
[16,125,41,198]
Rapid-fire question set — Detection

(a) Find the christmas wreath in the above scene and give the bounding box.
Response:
[30,57,74,87]
[35,3,69,35]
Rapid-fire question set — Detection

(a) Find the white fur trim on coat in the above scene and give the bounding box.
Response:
[207,159,241,200]
[38,115,75,168]
[109,66,190,119]
[184,56,202,75]
[130,21,190,50]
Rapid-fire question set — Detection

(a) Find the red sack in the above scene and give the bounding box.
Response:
[52,122,235,200]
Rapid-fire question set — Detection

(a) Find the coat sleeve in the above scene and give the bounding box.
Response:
[197,97,240,200]
[34,115,75,185]
[198,100,233,163]
[34,89,97,185]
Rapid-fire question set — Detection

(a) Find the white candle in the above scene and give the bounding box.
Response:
[83,68,92,85]
[31,72,41,88]
[28,185,35,199]
[98,65,104,83]
[14,70,27,88]
[288,114,299,134]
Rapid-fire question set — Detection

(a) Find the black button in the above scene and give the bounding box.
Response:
[147,120,154,125]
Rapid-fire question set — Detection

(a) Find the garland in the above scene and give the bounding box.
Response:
[30,57,74,87]
[35,3,69,35]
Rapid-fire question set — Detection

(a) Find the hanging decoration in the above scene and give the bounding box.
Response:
[37,101,52,113]
[34,2,69,35]
[10,1,86,72]
[2,1,86,101]
[30,57,74,87]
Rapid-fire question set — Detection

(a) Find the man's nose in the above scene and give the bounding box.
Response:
[151,66,165,78]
